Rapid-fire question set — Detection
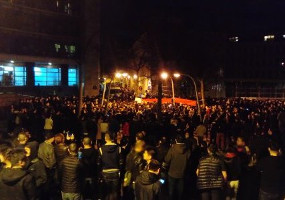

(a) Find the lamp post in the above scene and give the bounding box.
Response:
[160,72,176,106]
[174,73,201,121]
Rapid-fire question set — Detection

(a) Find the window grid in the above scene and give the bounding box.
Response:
[34,67,61,86]
[68,68,78,86]
[0,66,26,86]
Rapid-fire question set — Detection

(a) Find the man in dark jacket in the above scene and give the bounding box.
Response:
[164,134,191,200]
[135,159,162,200]
[98,132,123,200]
[59,143,82,200]
[0,149,36,200]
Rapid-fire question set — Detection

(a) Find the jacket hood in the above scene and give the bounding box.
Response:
[137,171,159,185]
[1,168,27,185]
[173,143,187,154]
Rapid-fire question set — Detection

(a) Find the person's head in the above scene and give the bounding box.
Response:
[134,140,145,153]
[268,141,280,156]
[175,134,185,144]
[185,132,190,139]
[117,131,123,140]
[207,144,217,155]
[54,133,65,145]
[45,132,54,143]
[82,137,92,148]
[143,147,156,162]
[148,159,161,175]
[17,132,28,145]
[10,149,27,168]
[236,137,245,147]
[68,143,77,155]
[136,132,144,141]
[105,132,114,143]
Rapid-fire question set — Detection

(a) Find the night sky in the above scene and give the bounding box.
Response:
[100,0,285,74]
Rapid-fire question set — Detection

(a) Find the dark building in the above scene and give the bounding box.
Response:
[225,33,285,97]
[0,0,100,96]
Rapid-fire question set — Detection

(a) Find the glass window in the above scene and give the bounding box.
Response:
[0,65,26,86]
[68,68,78,86]
[34,66,61,86]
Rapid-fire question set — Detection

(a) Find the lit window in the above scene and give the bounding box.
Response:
[0,65,26,86]
[69,45,76,54]
[68,68,78,86]
[55,44,61,52]
[229,37,239,42]
[264,35,275,41]
[34,66,61,86]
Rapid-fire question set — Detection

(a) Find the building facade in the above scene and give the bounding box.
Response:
[0,0,100,96]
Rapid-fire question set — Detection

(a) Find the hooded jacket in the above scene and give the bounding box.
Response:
[99,144,123,171]
[0,168,36,200]
[164,143,191,178]
[135,171,161,200]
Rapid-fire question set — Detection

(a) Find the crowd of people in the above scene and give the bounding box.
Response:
[0,96,284,200]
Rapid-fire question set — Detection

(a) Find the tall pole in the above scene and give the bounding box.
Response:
[182,74,201,121]
[105,78,113,115]
[170,77,175,105]
[101,81,106,106]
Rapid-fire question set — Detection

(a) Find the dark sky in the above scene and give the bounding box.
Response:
[100,0,285,73]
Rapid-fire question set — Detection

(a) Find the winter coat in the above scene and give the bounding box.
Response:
[135,171,161,200]
[0,168,36,200]
[27,158,47,187]
[164,143,191,178]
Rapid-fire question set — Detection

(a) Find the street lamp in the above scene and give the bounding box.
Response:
[174,73,201,121]
[160,72,175,105]
[115,72,122,78]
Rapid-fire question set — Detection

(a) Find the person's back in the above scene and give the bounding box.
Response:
[135,160,162,200]
[38,133,56,170]
[0,149,36,200]
[59,143,82,199]
[257,142,285,199]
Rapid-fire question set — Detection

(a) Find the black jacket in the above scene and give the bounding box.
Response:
[0,168,36,200]
[135,171,161,200]
[164,143,191,178]
[27,158,47,187]
[125,149,144,182]
[59,154,82,193]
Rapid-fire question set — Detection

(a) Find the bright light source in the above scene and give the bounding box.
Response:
[122,73,128,77]
[48,62,52,66]
[160,72,168,80]
[133,74,138,79]
[173,73,181,78]
[4,66,13,71]
[229,37,239,42]
[264,35,274,41]
[127,75,131,79]
[115,73,122,78]
[10,60,14,64]
[104,77,106,80]
[282,62,285,66]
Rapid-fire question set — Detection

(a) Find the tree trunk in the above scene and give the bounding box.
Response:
[200,79,206,108]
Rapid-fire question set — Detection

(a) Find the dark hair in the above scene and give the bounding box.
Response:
[105,132,115,141]
[0,143,12,160]
[175,134,185,143]
[54,133,65,144]
[208,144,217,155]
[10,149,27,166]
[45,132,54,140]
[145,146,156,159]
[68,143,77,154]
[136,132,144,140]
[149,159,161,171]
[269,141,280,152]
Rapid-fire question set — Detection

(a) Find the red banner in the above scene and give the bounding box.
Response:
[142,98,196,106]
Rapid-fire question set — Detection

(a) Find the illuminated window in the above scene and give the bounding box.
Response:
[68,68,78,86]
[0,66,26,86]
[34,66,61,86]
[264,35,275,41]
[55,44,61,52]
[229,37,239,42]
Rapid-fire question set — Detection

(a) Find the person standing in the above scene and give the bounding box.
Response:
[0,149,36,200]
[196,144,227,200]
[257,142,285,200]
[98,132,123,200]
[164,134,191,200]
[135,159,162,200]
[59,143,82,200]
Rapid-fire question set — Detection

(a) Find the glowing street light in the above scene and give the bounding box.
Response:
[115,72,122,78]
[10,60,14,64]
[133,74,138,79]
[48,62,52,66]
[160,72,168,80]
[173,73,181,78]
[122,72,128,77]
